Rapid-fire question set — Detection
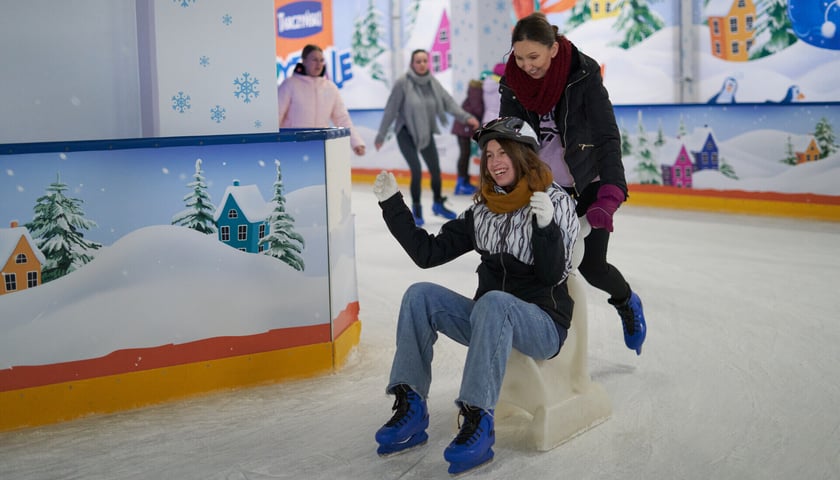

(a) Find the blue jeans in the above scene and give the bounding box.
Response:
[387,282,564,411]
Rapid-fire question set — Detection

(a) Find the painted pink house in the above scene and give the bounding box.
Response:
[660,143,694,188]
[429,10,451,73]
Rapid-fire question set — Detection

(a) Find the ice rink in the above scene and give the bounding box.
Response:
[2,183,839,480]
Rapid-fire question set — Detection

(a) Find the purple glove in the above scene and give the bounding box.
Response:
[586,184,625,232]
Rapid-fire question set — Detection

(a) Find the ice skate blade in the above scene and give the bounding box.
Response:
[447,449,494,476]
[376,431,429,457]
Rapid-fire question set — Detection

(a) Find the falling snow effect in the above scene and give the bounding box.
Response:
[233,73,259,103]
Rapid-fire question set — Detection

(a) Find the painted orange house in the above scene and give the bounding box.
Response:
[706,0,756,62]
[590,0,621,19]
[0,222,46,295]
[795,137,821,164]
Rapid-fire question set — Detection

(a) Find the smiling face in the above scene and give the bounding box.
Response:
[511,39,558,80]
[302,49,326,77]
[484,139,517,188]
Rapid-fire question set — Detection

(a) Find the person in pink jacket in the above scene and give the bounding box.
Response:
[277,44,366,156]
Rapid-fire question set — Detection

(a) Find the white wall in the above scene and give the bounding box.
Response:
[0,0,141,143]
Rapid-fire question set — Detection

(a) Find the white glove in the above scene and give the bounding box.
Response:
[530,191,554,228]
[373,170,399,202]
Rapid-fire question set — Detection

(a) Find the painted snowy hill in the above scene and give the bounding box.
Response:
[623,129,840,194]
[0,188,331,370]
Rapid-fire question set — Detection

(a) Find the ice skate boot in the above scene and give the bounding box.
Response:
[443,405,495,475]
[412,203,425,227]
[432,198,457,220]
[375,385,429,456]
[610,291,647,355]
[454,177,476,196]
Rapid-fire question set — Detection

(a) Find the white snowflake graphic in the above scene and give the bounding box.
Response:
[233,72,260,103]
[171,91,191,113]
[210,105,226,123]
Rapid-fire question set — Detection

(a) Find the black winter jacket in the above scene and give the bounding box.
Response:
[499,46,626,210]
[378,191,575,332]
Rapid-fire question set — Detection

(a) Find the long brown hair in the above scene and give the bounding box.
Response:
[474,138,552,202]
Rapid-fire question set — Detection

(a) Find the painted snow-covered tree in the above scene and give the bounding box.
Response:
[259,161,305,271]
[25,173,102,283]
[719,156,738,179]
[814,117,837,159]
[748,0,797,59]
[352,0,388,85]
[634,112,661,184]
[621,122,633,156]
[612,0,665,49]
[404,0,423,43]
[677,114,688,139]
[782,135,797,165]
[655,119,666,147]
[562,0,592,34]
[171,158,216,234]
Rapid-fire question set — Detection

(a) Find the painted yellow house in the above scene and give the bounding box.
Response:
[795,137,821,164]
[590,0,621,19]
[0,222,46,295]
[706,0,757,62]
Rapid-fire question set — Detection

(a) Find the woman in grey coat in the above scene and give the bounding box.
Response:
[374,49,479,226]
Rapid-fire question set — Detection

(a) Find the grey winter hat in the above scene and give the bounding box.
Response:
[473,116,540,152]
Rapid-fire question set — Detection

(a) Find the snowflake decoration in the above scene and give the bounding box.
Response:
[496,0,506,11]
[233,72,260,103]
[173,0,196,7]
[199,55,210,67]
[171,91,191,113]
[210,105,226,123]
[254,120,263,128]
[222,14,233,25]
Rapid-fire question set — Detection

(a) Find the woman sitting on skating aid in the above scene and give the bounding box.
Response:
[372,117,580,475]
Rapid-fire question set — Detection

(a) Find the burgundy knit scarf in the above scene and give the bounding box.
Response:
[505,36,573,115]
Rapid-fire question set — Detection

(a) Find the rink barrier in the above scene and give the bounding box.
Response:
[351,169,840,222]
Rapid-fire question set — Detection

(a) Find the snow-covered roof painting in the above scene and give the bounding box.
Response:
[213,181,273,223]
[0,226,47,266]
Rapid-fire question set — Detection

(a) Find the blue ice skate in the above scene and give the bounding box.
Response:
[432,199,457,219]
[412,204,425,227]
[611,291,647,355]
[444,405,495,475]
[375,385,429,456]
[454,177,476,196]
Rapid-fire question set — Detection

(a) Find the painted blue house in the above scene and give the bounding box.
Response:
[684,126,719,171]
[213,180,272,253]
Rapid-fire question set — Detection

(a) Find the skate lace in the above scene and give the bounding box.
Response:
[384,391,412,427]
[617,303,636,335]
[452,408,484,445]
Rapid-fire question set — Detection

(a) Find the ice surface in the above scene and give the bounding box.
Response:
[1,184,839,480]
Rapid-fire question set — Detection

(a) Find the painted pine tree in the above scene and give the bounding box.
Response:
[814,117,837,159]
[612,0,665,49]
[677,114,688,139]
[259,162,305,271]
[171,158,216,234]
[352,0,388,85]
[621,122,633,156]
[404,0,423,43]
[782,135,797,165]
[655,120,666,147]
[634,112,661,184]
[749,0,797,59]
[719,156,738,179]
[25,173,102,283]
[563,0,592,34]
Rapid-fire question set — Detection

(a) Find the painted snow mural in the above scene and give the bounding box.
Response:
[614,103,840,194]
[0,138,331,371]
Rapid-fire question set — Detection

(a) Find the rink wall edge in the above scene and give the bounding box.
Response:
[351,170,840,222]
[0,320,362,432]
